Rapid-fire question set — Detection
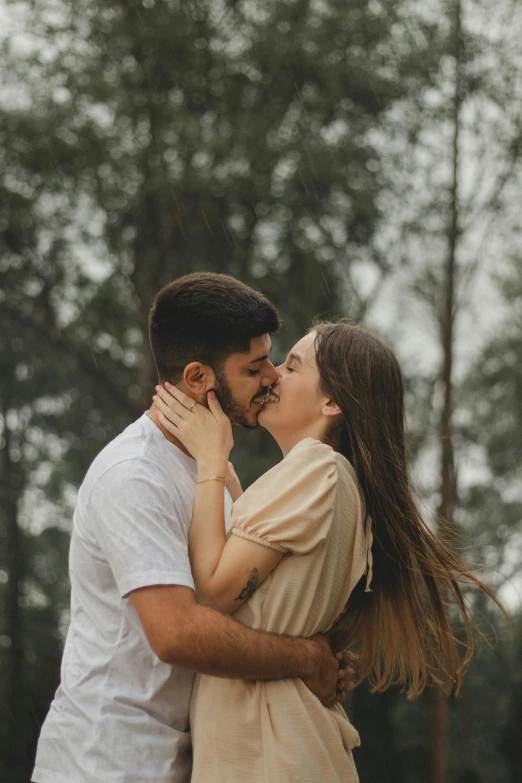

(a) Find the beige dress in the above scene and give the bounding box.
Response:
[189,437,373,783]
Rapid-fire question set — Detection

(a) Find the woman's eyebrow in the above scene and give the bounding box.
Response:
[287,352,302,364]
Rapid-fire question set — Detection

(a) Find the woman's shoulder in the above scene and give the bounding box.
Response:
[333,452,366,520]
[286,437,337,467]
[286,441,363,509]
[237,439,336,507]
[334,450,359,487]
[287,439,359,486]
[232,440,340,554]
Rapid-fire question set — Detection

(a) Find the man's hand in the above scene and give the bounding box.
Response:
[302,635,356,708]
[335,650,358,700]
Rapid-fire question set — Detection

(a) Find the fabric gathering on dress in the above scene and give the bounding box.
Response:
[189,437,373,783]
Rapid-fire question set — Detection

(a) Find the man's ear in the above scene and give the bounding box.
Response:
[321,398,342,419]
[182,362,216,398]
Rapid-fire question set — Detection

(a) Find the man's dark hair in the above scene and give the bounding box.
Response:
[148,272,280,382]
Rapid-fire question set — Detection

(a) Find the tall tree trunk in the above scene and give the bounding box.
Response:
[0,397,25,777]
[431,2,462,782]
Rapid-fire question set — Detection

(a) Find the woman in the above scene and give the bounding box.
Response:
[153,321,498,783]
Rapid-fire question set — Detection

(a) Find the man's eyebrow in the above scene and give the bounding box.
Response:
[249,348,272,364]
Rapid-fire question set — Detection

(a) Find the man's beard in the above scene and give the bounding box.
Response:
[213,365,259,429]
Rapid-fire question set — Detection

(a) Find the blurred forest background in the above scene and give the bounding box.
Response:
[1,0,521,781]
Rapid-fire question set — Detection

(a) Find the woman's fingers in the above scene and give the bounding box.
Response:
[155,385,189,418]
[154,396,183,428]
[154,386,224,428]
[155,406,179,436]
[152,384,233,460]
[156,385,218,425]
[154,389,186,423]
[164,382,197,410]
[207,390,227,421]
[157,410,177,436]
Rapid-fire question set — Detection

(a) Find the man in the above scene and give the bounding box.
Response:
[33,273,351,783]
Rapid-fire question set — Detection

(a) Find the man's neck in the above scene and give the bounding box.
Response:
[146,406,193,459]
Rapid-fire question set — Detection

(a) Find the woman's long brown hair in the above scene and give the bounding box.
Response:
[313,320,504,699]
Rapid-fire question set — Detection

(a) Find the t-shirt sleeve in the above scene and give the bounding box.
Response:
[88,459,195,597]
[231,440,338,555]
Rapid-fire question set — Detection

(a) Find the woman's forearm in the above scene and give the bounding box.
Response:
[189,459,229,595]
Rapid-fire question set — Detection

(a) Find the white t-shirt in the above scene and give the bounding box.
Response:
[32,413,233,783]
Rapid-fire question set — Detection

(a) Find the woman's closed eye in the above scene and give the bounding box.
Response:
[285,365,296,373]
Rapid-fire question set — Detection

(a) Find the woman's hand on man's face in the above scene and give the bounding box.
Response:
[153,384,234,469]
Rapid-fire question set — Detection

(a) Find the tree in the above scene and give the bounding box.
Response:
[356,0,522,780]
[2,0,520,779]
[1,0,425,776]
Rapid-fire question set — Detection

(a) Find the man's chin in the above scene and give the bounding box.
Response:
[237,413,261,430]
[231,404,263,430]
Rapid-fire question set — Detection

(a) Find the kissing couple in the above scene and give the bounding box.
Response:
[33,272,493,783]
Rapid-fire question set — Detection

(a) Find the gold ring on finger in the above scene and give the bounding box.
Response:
[189,402,197,411]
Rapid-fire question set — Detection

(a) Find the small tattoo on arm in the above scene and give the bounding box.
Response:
[235,568,259,601]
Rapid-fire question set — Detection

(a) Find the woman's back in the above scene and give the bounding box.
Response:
[189,438,372,783]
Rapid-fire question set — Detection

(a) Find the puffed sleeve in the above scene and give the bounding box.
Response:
[231,438,338,555]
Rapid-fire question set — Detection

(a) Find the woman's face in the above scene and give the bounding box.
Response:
[258,331,337,452]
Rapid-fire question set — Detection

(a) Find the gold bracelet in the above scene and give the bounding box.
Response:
[196,476,226,485]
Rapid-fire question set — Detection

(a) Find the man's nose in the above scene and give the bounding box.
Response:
[273,366,283,385]
[261,361,279,387]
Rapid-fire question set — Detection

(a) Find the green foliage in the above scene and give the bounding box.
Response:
[459,258,522,577]
[2,2,417,777]
[499,617,522,782]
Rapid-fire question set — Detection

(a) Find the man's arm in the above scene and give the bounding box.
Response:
[130,585,342,706]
